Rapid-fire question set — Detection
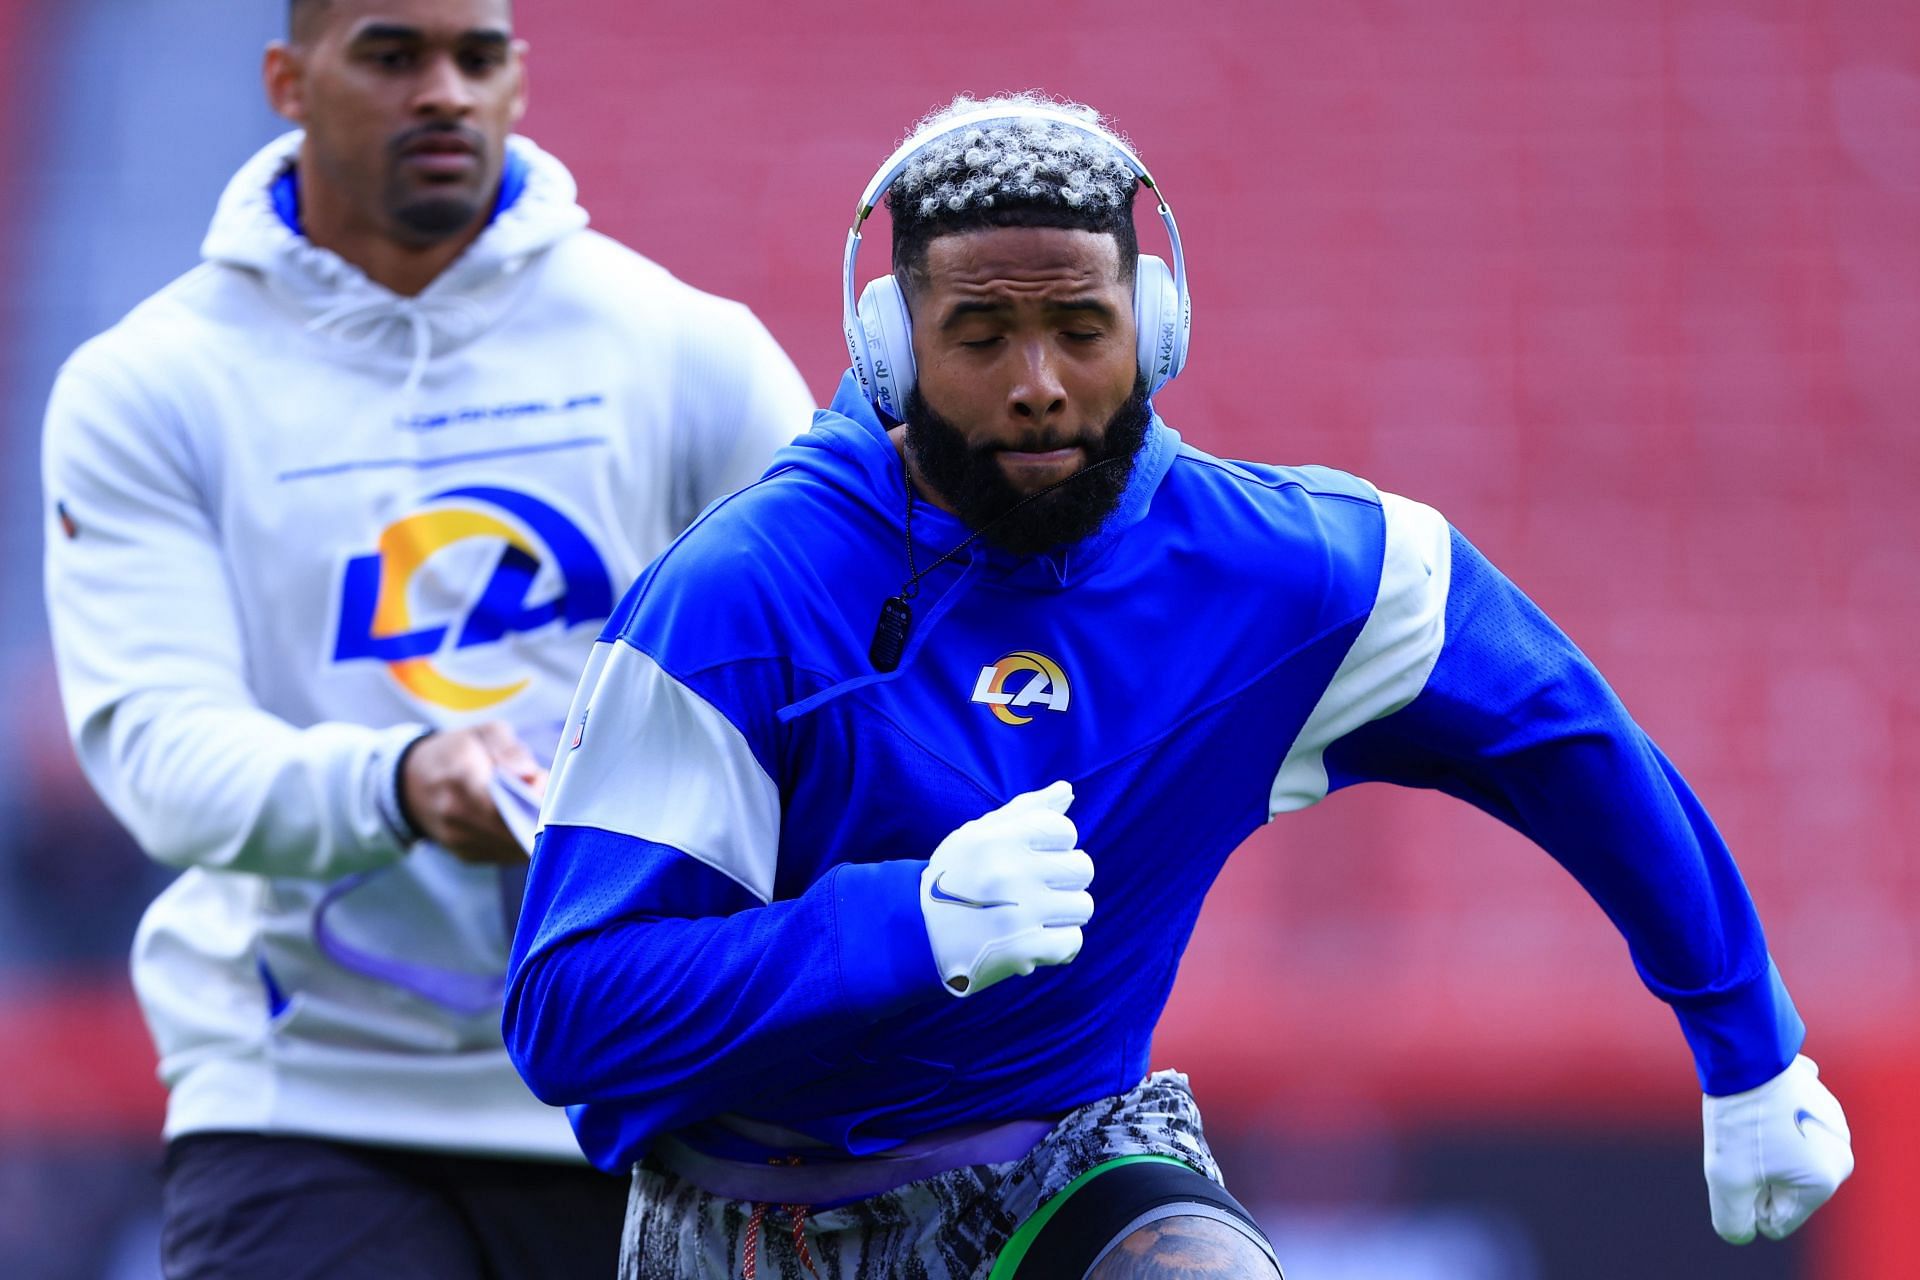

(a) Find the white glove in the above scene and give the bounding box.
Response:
[919,781,1095,997]
[1703,1054,1854,1243]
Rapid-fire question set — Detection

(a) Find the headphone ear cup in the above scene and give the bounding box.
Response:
[856,275,917,421]
[845,277,881,413]
[1133,254,1184,394]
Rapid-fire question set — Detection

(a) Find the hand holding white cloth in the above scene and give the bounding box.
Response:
[919,781,1095,996]
[489,769,546,856]
[1704,1054,1854,1243]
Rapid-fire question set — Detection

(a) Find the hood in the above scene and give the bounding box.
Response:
[785,370,1181,594]
[200,130,590,395]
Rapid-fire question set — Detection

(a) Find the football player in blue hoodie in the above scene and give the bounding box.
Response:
[505,94,1854,1279]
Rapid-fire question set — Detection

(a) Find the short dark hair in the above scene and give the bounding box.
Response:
[288,0,329,42]
[887,95,1141,298]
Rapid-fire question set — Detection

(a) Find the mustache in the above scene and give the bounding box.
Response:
[978,429,1100,457]
[388,122,487,159]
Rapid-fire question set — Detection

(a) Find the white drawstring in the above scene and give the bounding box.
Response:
[305,293,489,400]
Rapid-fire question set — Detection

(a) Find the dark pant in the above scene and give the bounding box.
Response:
[161,1131,628,1280]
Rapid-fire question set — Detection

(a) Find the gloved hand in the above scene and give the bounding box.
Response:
[1703,1054,1854,1242]
[919,781,1094,997]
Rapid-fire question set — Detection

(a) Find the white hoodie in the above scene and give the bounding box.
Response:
[42,132,813,1159]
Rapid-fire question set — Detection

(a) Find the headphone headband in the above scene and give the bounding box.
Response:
[852,105,1166,224]
[842,103,1191,418]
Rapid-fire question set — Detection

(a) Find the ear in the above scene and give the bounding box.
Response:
[263,41,306,125]
[507,38,531,126]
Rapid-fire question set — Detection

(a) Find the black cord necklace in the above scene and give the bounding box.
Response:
[868,449,1125,671]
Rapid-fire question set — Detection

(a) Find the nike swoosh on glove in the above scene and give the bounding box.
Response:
[919,780,1095,997]
[1703,1053,1854,1243]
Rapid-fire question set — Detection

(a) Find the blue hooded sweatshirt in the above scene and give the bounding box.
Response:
[504,373,1803,1174]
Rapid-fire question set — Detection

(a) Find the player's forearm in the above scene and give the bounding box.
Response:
[74,688,420,878]
[1487,720,1805,1093]
[1326,528,1804,1092]
[1398,637,1808,1092]
[504,840,937,1118]
[45,362,422,880]
[1580,741,1806,1096]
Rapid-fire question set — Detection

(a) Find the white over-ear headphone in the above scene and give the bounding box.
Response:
[841,104,1192,422]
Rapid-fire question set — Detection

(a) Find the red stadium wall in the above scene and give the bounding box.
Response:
[3,2,1909,1273]
[515,2,1918,1272]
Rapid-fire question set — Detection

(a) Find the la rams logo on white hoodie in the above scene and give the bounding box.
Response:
[331,485,612,711]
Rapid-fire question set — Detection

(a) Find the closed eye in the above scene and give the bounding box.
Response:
[366,46,419,70]
[458,40,511,73]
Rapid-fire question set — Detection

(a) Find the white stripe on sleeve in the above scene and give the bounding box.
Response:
[540,640,780,902]
[1268,491,1453,816]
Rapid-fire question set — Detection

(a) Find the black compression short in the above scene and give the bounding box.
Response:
[1008,1156,1282,1278]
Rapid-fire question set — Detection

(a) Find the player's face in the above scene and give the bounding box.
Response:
[908,227,1140,496]
[269,0,525,246]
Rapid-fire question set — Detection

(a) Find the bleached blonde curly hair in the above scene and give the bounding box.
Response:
[886,92,1142,292]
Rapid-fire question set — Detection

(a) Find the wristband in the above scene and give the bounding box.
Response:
[384,730,434,846]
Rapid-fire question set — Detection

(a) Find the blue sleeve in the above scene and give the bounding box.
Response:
[1323,527,1804,1094]
[500,528,946,1164]
[504,824,934,1152]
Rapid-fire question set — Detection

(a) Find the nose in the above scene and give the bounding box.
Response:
[410,52,477,118]
[1007,338,1066,422]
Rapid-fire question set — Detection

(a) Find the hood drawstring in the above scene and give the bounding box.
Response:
[305,293,490,399]
[740,1155,818,1279]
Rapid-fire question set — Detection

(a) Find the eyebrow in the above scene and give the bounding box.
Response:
[349,23,512,46]
[938,297,1120,331]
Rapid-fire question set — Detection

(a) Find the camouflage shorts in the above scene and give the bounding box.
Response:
[618,1070,1224,1280]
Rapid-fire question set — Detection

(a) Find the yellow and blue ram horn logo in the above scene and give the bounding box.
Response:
[332,486,612,711]
[970,650,1071,726]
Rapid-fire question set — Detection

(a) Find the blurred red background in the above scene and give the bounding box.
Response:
[1,1,1913,1274]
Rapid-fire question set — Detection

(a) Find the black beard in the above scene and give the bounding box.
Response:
[385,123,491,243]
[902,374,1152,558]
[390,193,485,241]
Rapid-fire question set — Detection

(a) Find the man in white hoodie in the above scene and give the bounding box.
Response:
[41,1,813,1275]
